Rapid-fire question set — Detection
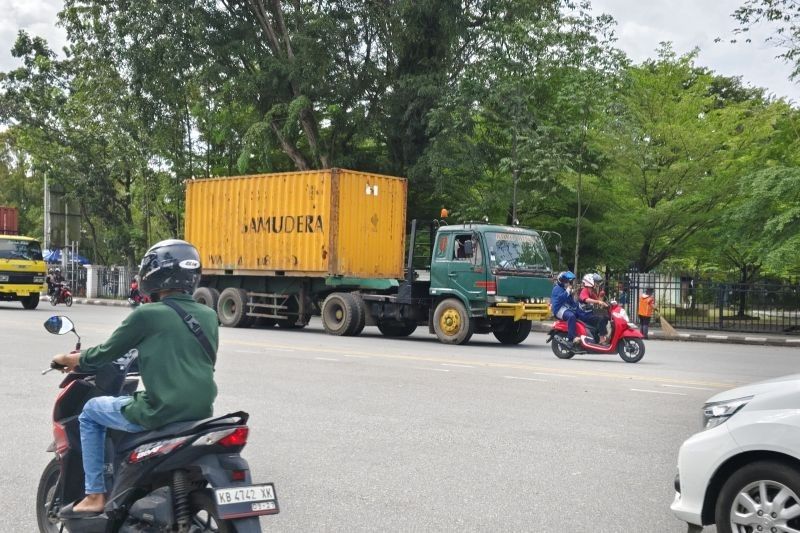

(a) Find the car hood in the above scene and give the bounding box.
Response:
[708,373,800,404]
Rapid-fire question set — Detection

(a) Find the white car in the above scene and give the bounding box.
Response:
[672,374,800,533]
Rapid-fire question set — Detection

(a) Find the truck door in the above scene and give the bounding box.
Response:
[446,233,487,301]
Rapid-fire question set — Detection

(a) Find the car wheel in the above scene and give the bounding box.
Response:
[715,460,800,533]
[617,338,645,363]
[550,332,575,359]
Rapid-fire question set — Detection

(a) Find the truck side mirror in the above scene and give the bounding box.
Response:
[463,240,474,258]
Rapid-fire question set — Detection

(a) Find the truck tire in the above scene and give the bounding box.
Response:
[377,321,417,337]
[217,288,252,328]
[322,292,361,336]
[193,287,220,311]
[493,319,532,345]
[349,294,366,336]
[433,298,474,345]
[21,293,40,310]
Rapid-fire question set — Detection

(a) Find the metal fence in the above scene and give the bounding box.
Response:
[607,273,800,334]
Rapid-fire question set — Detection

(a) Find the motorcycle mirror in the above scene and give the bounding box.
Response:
[44,315,75,335]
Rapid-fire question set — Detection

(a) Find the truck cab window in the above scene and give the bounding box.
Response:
[454,234,481,265]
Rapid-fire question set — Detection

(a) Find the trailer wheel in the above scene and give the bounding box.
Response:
[322,292,361,336]
[493,319,532,345]
[217,288,252,328]
[377,321,417,337]
[349,294,366,336]
[193,287,220,311]
[433,298,474,345]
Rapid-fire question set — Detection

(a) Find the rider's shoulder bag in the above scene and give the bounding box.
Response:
[161,299,216,368]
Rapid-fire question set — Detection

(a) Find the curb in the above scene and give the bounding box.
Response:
[55,297,800,347]
[529,322,800,348]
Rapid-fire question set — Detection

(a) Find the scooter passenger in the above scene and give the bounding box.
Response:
[551,271,580,346]
[51,239,219,517]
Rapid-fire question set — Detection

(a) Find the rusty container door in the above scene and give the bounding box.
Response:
[331,170,407,279]
[0,206,19,235]
[185,171,333,276]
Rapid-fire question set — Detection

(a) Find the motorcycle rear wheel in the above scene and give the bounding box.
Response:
[188,491,236,532]
[36,458,62,533]
[550,333,575,359]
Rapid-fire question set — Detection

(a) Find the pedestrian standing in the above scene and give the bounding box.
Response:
[638,287,656,339]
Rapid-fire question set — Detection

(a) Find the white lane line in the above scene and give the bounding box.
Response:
[342,354,369,358]
[631,388,687,396]
[661,384,715,391]
[504,376,548,382]
[533,372,575,378]
[787,339,800,343]
[414,367,450,372]
[441,363,474,368]
[315,357,340,362]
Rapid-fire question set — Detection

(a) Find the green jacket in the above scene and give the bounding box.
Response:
[79,293,219,430]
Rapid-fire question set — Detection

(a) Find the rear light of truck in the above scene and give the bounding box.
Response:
[476,280,497,295]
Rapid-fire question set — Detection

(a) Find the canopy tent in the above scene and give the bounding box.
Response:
[44,248,91,265]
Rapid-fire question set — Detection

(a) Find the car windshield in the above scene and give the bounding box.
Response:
[486,232,551,273]
[0,239,43,261]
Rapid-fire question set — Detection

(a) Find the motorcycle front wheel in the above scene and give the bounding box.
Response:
[188,491,238,532]
[36,458,63,533]
[618,338,645,363]
[49,295,57,306]
[64,295,73,307]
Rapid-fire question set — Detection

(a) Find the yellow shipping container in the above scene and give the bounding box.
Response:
[185,169,407,279]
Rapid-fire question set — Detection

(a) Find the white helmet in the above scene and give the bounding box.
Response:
[582,274,595,287]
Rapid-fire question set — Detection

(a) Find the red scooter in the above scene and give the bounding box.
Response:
[546,302,645,363]
[49,283,73,307]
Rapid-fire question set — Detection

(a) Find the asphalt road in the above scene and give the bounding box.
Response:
[2,301,799,532]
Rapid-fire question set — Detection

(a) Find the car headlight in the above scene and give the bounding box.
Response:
[701,396,752,430]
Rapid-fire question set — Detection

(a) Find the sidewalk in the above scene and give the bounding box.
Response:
[56,296,800,347]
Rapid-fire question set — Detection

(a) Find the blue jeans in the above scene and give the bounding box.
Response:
[79,396,144,494]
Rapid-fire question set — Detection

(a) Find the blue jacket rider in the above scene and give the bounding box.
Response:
[551,271,579,344]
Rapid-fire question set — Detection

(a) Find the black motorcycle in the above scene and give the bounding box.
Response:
[37,315,279,532]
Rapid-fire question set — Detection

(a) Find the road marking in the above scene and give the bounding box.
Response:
[235,350,264,354]
[269,347,297,352]
[504,376,548,382]
[414,367,450,372]
[787,339,800,343]
[661,384,716,391]
[343,354,368,358]
[227,339,738,388]
[315,357,339,362]
[533,372,574,378]
[744,337,767,342]
[441,363,474,368]
[706,335,729,340]
[631,388,687,396]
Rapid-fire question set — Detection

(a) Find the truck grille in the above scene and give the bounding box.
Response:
[0,271,42,284]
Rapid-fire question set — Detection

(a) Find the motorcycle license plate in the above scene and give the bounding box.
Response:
[214,483,279,518]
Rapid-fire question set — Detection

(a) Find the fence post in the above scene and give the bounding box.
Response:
[85,265,99,298]
[718,285,725,330]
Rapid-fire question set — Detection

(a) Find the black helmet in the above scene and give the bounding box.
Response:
[138,239,202,297]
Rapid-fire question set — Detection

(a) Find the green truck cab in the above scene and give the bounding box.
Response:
[0,235,47,309]
[418,223,553,344]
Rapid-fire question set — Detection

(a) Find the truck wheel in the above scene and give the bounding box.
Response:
[433,299,474,345]
[349,294,366,336]
[493,319,532,345]
[21,293,40,310]
[322,293,361,336]
[217,288,252,328]
[377,321,417,337]
[193,287,220,311]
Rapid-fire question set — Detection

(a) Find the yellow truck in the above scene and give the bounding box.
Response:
[0,235,47,309]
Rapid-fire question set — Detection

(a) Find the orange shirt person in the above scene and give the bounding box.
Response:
[638,288,656,339]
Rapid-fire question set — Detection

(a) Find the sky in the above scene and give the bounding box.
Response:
[0,0,797,103]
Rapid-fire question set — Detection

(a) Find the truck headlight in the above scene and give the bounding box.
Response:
[33,276,46,283]
[702,396,751,430]
[0,275,8,282]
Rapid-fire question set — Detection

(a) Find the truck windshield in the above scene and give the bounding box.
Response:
[486,232,551,273]
[0,239,43,261]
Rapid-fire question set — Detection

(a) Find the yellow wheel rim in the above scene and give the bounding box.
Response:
[439,308,462,335]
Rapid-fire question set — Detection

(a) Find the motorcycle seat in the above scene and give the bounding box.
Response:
[118,411,249,451]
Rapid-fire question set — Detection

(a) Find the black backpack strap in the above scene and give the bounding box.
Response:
[161,299,216,367]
